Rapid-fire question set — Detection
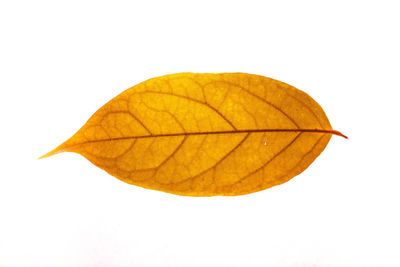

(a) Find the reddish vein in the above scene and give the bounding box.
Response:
[84,128,348,143]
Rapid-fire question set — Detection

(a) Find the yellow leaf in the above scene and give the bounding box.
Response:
[41,73,346,196]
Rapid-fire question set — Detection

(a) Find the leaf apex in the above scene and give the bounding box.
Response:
[38,144,66,159]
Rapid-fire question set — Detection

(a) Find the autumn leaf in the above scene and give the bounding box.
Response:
[40,73,346,196]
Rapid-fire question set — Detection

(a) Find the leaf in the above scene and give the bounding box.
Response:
[40,73,346,196]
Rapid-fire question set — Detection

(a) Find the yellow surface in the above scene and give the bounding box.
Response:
[41,73,344,196]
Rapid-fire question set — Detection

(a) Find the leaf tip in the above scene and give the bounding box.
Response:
[38,150,57,160]
[38,145,66,159]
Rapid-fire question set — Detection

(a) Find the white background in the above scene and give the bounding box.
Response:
[1,1,399,266]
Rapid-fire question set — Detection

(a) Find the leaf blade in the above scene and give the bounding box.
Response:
[41,73,345,196]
